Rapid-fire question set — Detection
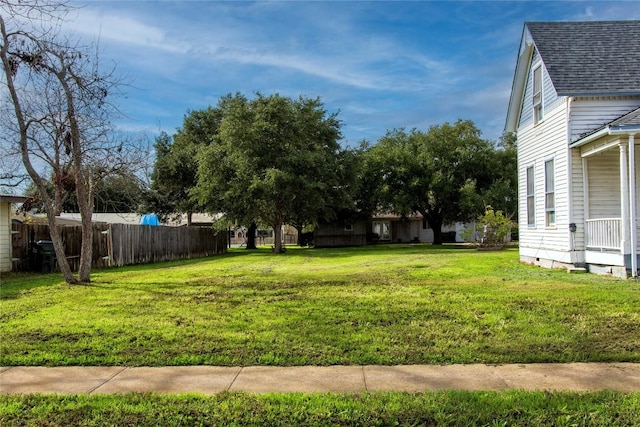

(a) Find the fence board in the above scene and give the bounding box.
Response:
[107,224,226,267]
[11,221,226,272]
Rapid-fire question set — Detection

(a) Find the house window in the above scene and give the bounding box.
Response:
[533,65,543,124]
[545,159,555,226]
[344,223,353,232]
[526,166,535,226]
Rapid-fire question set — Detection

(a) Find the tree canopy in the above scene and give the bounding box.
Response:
[368,120,515,244]
[159,102,516,250]
[25,169,146,214]
[145,110,218,225]
[194,93,347,253]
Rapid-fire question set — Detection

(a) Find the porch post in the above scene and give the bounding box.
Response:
[620,142,631,256]
[629,134,638,276]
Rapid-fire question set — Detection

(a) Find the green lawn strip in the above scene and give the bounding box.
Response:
[1,391,638,426]
[2,245,639,366]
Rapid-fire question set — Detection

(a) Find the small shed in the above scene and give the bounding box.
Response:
[0,195,30,273]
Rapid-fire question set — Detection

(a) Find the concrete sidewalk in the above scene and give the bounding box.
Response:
[1,363,639,394]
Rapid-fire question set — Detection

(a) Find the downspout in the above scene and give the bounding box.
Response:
[629,133,637,277]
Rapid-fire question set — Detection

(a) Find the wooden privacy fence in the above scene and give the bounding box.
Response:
[12,222,110,272]
[108,224,226,267]
[11,222,227,272]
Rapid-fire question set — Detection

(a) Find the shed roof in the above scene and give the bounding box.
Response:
[526,21,640,96]
[0,195,30,204]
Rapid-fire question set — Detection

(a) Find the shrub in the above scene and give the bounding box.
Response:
[461,207,512,249]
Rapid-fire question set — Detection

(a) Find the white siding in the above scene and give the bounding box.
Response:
[586,150,621,218]
[392,219,437,243]
[518,49,560,129]
[0,202,11,272]
[636,143,640,251]
[517,98,572,253]
[420,222,435,243]
[570,97,640,142]
[570,148,585,253]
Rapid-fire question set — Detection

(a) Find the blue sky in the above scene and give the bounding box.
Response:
[68,1,640,146]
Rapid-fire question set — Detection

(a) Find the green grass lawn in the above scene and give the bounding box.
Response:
[2,390,639,426]
[2,244,639,366]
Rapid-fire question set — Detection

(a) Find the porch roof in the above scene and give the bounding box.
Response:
[570,106,640,148]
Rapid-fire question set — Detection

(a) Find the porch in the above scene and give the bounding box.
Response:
[585,218,622,251]
[576,131,639,274]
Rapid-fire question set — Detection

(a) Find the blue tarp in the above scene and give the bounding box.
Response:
[140,214,160,226]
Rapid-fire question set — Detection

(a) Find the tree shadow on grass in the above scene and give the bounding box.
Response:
[0,271,68,300]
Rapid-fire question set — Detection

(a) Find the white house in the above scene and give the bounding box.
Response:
[505,21,640,277]
[0,195,29,273]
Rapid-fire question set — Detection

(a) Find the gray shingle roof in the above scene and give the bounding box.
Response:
[526,21,640,96]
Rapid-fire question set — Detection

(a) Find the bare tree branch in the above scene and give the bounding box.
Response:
[1,0,137,283]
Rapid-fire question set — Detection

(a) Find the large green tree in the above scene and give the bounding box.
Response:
[195,93,345,253]
[371,120,500,244]
[147,107,223,225]
[487,131,518,219]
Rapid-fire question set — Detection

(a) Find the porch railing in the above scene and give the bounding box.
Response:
[585,218,622,251]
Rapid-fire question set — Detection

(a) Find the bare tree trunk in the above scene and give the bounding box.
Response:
[0,14,77,283]
[39,183,77,283]
[58,66,94,282]
[24,167,76,282]
[76,180,94,282]
[2,3,129,284]
[53,185,63,216]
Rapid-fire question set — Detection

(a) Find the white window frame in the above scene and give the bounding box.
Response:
[526,165,535,227]
[532,64,544,125]
[544,158,555,227]
[344,223,353,232]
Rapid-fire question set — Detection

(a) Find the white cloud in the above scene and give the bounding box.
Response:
[571,3,640,21]
[69,9,187,53]
[69,3,453,94]
[65,0,640,146]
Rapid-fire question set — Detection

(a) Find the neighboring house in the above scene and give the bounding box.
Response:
[57,212,219,226]
[314,220,368,248]
[57,212,142,225]
[165,213,223,227]
[314,213,465,248]
[371,213,433,244]
[505,21,640,277]
[0,195,29,273]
